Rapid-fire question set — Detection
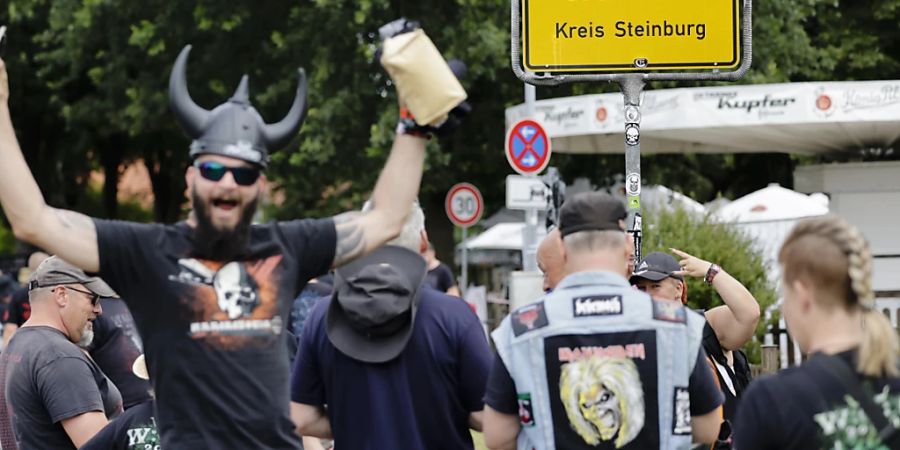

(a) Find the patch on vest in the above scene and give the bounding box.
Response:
[518,393,536,427]
[544,331,660,449]
[652,299,687,324]
[572,295,623,317]
[672,387,692,435]
[511,303,549,337]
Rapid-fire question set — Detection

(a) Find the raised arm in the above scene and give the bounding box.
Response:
[0,58,99,272]
[672,248,760,351]
[330,133,426,268]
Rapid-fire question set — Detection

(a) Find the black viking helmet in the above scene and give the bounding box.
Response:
[168,45,308,168]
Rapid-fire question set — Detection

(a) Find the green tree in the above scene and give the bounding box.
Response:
[641,207,778,363]
[1,0,897,259]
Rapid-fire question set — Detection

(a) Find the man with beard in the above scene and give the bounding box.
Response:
[0,40,447,448]
[0,256,123,449]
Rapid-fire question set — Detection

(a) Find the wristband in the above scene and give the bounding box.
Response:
[396,118,431,138]
[704,263,721,285]
[397,107,432,139]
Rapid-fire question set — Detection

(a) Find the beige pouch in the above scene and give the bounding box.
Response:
[380,29,467,126]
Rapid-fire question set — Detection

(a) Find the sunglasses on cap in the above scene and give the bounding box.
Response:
[194,161,261,186]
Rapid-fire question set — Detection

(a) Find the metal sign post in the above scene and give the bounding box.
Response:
[621,75,645,264]
[446,183,484,296]
[506,94,552,271]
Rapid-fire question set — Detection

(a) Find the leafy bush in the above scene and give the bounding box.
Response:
[641,207,779,363]
[0,222,15,255]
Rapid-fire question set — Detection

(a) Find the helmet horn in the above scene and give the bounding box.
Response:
[262,68,308,151]
[169,45,211,138]
[230,75,250,104]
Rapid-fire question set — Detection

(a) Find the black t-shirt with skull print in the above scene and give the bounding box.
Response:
[93,219,336,450]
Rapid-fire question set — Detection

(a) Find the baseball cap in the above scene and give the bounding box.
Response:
[28,256,118,298]
[630,252,684,283]
[558,191,627,237]
[326,246,427,364]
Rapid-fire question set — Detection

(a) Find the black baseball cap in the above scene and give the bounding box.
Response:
[326,246,426,364]
[630,252,684,283]
[558,191,627,237]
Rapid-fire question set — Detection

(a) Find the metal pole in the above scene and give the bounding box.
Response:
[619,75,645,265]
[521,83,540,272]
[461,226,469,296]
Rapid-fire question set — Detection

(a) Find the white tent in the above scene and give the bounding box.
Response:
[460,223,547,252]
[506,80,900,155]
[713,184,829,284]
[454,223,547,266]
[716,184,829,223]
[640,184,707,216]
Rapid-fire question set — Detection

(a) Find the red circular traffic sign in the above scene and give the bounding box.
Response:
[445,183,483,228]
[505,119,552,175]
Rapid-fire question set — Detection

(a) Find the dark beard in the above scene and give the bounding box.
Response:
[191,189,257,261]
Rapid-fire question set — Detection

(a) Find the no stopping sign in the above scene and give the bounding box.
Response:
[445,183,483,228]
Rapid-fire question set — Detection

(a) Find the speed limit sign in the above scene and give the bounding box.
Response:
[445,183,483,228]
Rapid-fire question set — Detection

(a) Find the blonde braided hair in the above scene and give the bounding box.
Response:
[780,215,898,377]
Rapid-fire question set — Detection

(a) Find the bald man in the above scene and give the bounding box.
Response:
[536,228,565,293]
[538,228,636,293]
[0,256,122,449]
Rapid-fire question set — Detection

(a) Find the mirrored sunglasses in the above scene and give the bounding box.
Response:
[195,161,261,186]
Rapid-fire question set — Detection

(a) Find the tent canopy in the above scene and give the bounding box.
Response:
[715,184,829,223]
[506,80,900,155]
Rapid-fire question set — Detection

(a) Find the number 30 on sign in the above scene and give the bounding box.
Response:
[445,183,484,228]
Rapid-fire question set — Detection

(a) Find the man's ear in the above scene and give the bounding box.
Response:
[792,279,814,312]
[55,288,68,308]
[258,173,268,190]
[185,165,196,190]
[419,231,429,255]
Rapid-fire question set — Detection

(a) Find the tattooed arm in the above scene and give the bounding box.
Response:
[331,133,426,268]
[0,58,99,271]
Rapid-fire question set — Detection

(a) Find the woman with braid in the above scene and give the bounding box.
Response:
[733,216,900,449]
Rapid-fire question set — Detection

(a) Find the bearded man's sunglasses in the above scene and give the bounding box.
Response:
[194,161,261,186]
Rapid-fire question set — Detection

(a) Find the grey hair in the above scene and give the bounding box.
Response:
[563,230,625,255]
[363,200,425,253]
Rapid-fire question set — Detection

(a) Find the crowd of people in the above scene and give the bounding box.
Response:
[1,26,899,450]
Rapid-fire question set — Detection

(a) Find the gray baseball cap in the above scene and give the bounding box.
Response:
[28,256,118,298]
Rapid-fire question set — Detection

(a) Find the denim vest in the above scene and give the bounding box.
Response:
[492,271,705,450]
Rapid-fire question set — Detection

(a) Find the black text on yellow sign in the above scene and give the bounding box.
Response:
[522,0,741,73]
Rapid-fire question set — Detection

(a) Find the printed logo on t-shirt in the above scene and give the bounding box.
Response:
[545,331,660,449]
[126,418,160,450]
[511,303,549,337]
[573,295,623,318]
[518,393,536,427]
[672,387,692,435]
[814,386,900,448]
[168,256,284,347]
[651,299,687,324]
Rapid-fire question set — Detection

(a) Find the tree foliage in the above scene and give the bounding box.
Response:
[642,207,779,363]
[0,0,897,259]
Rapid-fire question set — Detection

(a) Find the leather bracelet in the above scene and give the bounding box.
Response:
[704,263,721,285]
